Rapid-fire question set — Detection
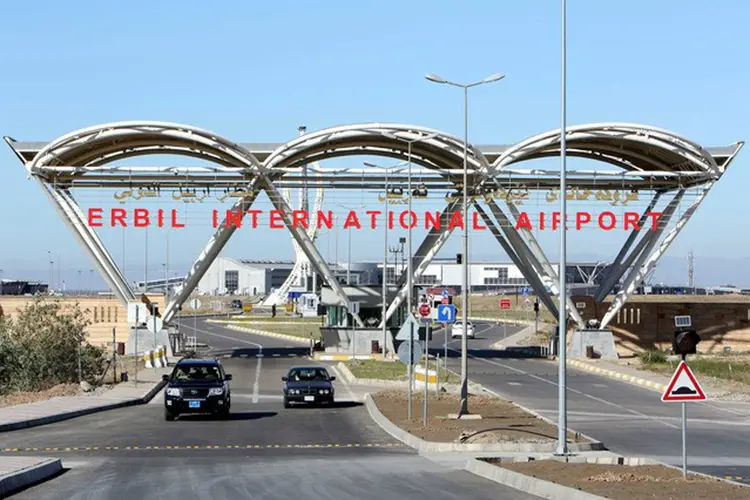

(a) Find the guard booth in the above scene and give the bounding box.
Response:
[298,292,320,318]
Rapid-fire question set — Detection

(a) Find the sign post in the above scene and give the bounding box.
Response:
[436,304,456,385]
[661,360,706,478]
[396,314,420,420]
[499,296,511,338]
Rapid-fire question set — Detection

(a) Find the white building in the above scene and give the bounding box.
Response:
[198,256,613,297]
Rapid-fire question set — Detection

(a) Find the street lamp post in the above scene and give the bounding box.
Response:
[556,0,570,456]
[364,160,409,358]
[425,71,504,417]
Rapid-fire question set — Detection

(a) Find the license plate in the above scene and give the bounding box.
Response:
[189,401,200,408]
[304,396,315,402]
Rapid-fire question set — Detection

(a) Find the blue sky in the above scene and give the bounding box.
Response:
[1,0,748,288]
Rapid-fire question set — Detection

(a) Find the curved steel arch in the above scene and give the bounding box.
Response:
[492,122,720,177]
[28,121,265,174]
[263,122,492,174]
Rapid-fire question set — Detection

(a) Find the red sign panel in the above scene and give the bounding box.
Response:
[661,361,706,402]
[499,298,512,310]
[419,304,431,317]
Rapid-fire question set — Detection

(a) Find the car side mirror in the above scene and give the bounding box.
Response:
[162,374,170,381]
[281,376,288,381]
[329,376,336,381]
[225,374,232,381]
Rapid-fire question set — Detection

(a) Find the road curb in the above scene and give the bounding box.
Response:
[335,362,485,392]
[219,323,311,344]
[0,458,63,498]
[566,359,667,393]
[0,380,167,433]
[363,393,604,453]
[315,354,382,361]
[464,458,606,500]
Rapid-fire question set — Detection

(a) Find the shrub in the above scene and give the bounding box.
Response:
[0,296,105,394]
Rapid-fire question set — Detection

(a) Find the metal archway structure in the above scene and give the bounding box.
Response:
[5,120,744,333]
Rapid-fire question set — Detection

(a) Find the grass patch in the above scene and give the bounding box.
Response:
[345,359,461,384]
[465,294,557,324]
[638,353,750,385]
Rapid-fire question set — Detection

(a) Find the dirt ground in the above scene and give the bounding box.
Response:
[0,384,81,408]
[497,459,749,500]
[372,389,587,444]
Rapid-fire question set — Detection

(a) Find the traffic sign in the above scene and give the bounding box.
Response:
[395,314,420,341]
[189,298,202,310]
[419,303,431,317]
[437,304,456,323]
[662,361,706,402]
[522,288,530,297]
[441,295,450,305]
[397,338,423,366]
[441,289,449,297]
[524,297,531,306]
[499,298,512,310]
[145,315,164,334]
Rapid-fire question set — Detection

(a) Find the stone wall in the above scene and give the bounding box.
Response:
[0,294,166,349]
[572,295,750,356]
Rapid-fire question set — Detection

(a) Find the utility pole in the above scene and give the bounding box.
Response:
[688,249,694,294]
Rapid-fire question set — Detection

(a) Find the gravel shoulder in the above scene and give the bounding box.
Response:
[496,459,749,500]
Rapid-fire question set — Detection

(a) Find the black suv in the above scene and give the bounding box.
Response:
[163,358,232,420]
[282,365,335,408]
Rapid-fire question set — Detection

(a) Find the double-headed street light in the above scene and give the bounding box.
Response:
[364,160,409,357]
[425,71,505,417]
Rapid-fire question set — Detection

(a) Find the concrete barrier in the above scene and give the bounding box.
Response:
[414,364,437,388]
[143,350,154,368]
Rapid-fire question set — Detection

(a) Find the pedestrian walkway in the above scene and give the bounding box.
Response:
[0,456,62,497]
[0,368,170,432]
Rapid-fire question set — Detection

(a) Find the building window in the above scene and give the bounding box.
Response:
[225,270,239,294]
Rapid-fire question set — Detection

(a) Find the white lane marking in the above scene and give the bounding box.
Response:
[252,346,263,404]
[592,383,608,388]
[445,347,680,430]
[508,382,522,386]
[174,320,263,350]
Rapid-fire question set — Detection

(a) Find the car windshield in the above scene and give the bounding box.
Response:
[288,368,330,381]
[172,364,221,381]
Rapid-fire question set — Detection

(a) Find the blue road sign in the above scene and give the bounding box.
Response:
[523,288,530,296]
[437,304,457,323]
[441,289,449,297]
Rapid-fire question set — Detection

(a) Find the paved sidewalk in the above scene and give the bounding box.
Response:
[0,367,170,432]
[0,456,62,497]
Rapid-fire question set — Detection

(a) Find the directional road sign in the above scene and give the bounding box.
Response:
[419,303,431,317]
[189,298,202,310]
[397,338,423,366]
[522,288,530,297]
[499,298,512,310]
[662,361,706,402]
[395,314,420,341]
[437,304,456,323]
[441,289,449,297]
[146,315,164,334]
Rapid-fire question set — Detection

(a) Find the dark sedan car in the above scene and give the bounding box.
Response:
[282,366,335,408]
[163,358,232,420]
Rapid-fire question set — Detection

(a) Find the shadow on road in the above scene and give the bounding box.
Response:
[177,411,277,422]
[286,401,363,409]
[206,347,312,359]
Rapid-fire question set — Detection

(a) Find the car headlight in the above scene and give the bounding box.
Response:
[288,389,298,395]
[166,388,181,397]
[208,387,224,396]
[319,389,329,394]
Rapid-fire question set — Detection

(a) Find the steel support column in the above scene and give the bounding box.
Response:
[162,180,262,323]
[381,200,460,327]
[594,192,664,302]
[600,188,696,328]
[502,200,585,327]
[474,202,560,318]
[484,198,584,326]
[40,181,135,305]
[260,178,363,327]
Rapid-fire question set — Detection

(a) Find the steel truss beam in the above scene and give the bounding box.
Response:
[473,202,560,318]
[40,181,135,304]
[600,188,696,329]
[484,199,585,326]
[594,192,664,302]
[381,200,460,327]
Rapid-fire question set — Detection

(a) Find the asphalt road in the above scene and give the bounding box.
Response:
[1,318,538,500]
[442,350,750,484]
[429,320,525,352]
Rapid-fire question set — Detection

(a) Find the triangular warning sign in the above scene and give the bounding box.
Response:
[661,361,707,402]
[395,314,420,341]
